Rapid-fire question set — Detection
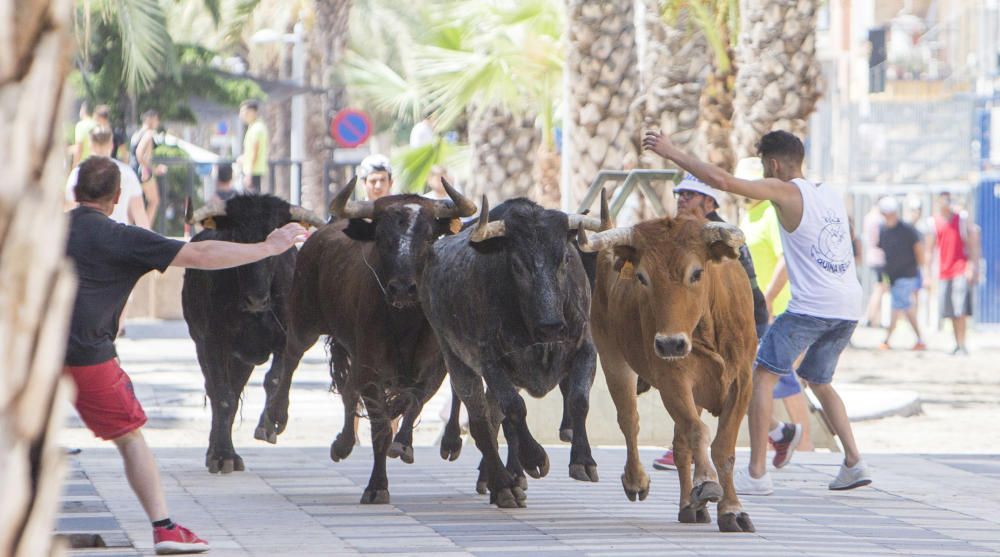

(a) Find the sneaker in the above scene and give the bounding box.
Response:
[912,341,926,351]
[734,467,773,495]
[828,460,872,491]
[153,524,209,555]
[652,450,676,471]
[950,346,969,356]
[771,423,803,469]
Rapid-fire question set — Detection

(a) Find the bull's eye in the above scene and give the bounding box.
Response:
[636,272,649,286]
[690,269,703,284]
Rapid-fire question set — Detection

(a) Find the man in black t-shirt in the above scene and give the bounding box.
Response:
[876,197,925,350]
[65,157,306,555]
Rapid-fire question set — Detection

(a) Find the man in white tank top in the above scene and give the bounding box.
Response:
[643,130,871,494]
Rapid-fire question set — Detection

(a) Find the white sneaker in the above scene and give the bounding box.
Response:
[734,467,773,495]
[829,460,872,491]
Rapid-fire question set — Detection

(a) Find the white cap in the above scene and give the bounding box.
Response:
[674,175,722,205]
[878,196,899,214]
[734,157,764,180]
[358,154,392,179]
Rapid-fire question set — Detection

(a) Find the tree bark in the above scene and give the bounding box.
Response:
[731,0,823,159]
[0,0,78,555]
[302,0,352,214]
[466,105,539,207]
[565,0,641,214]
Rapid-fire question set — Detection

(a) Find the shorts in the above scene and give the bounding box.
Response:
[65,359,147,440]
[755,311,858,385]
[939,276,972,319]
[756,322,802,399]
[889,276,919,311]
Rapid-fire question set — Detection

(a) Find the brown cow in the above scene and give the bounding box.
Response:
[579,208,757,533]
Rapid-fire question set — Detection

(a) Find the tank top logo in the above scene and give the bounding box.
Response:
[809,210,852,276]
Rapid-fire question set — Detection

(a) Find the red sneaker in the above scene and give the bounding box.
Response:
[771,423,803,469]
[652,450,676,471]
[153,524,210,555]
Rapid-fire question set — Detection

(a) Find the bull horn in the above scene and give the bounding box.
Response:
[431,177,478,218]
[184,196,194,224]
[701,222,745,249]
[469,195,506,243]
[567,214,603,232]
[189,200,227,225]
[577,226,634,253]
[289,206,326,228]
[599,188,612,231]
[329,176,375,219]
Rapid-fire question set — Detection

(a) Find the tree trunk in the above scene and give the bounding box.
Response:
[302,0,352,214]
[531,145,561,209]
[466,105,539,207]
[565,0,640,214]
[731,0,823,159]
[1,0,78,556]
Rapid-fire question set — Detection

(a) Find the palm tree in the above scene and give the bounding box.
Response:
[564,0,641,211]
[731,0,823,159]
[2,1,78,555]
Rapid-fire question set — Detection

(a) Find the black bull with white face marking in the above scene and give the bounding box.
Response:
[181,194,325,474]
[257,177,477,504]
[418,197,603,508]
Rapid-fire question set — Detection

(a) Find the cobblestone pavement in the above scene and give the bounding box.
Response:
[55,323,1000,556]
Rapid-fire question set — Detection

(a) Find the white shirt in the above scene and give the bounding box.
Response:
[66,158,144,224]
[409,120,434,148]
[780,178,863,320]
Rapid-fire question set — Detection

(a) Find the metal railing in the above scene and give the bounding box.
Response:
[576,169,679,218]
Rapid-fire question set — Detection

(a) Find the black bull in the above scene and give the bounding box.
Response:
[181,194,324,473]
[418,198,601,508]
[257,178,477,504]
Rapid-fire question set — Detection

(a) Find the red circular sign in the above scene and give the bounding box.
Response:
[330,109,372,148]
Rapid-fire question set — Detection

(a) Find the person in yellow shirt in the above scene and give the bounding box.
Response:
[239,100,269,192]
[72,102,97,168]
[737,157,813,452]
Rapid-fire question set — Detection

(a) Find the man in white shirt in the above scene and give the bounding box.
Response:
[644,129,870,495]
[66,126,150,229]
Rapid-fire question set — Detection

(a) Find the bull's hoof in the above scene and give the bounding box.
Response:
[559,428,573,443]
[388,442,414,464]
[439,434,463,461]
[330,434,354,462]
[221,459,235,474]
[207,458,220,474]
[678,505,711,524]
[475,480,488,495]
[493,488,523,509]
[515,475,528,491]
[253,426,277,445]
[691,481,723,505]
[360,489,390,505]
[512,486,527,507]
[621,473,649,502]
[718,512,755,533]
[207,455,243,475]
[233,455,245,472]
[569,463,599,483]
[521,450,550,479]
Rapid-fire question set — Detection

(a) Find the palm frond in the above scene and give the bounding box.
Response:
[201,0,221,25]
[393,137,453,193]
[686,0,731,73]
[103,0,174,94]
[342,51,425,125]
[221,0,262,49]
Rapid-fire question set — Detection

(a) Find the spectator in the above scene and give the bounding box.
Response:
[424,165,457,200]
[214,164,238,203]
[239,100,268,192]
[130,110,166,227]
[927,192,980,355]
[862,201,888,327]
[66,126,150,229]
[409,112,435,148]
[72,101,97,168]
[357,154,394,200]
[876,197,925,350]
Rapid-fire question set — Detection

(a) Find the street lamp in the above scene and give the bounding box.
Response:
[251,22,305,206]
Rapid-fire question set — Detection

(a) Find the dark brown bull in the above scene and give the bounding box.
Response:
[257,177,475,504]
[580,211,757,533]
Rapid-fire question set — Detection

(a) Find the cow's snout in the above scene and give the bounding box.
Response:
[654,333,690,359]
[241,294,270,313]
[386,279,419,307]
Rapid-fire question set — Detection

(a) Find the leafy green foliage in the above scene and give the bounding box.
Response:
[661,0,739,73]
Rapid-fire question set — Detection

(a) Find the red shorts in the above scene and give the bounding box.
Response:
[65,359,147,440]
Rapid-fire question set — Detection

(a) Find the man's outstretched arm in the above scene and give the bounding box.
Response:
[171,223,307,270]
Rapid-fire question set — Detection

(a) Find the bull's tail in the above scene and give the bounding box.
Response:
[327,337,349,395]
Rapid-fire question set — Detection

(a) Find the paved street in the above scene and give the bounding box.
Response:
[55,322,1000,556]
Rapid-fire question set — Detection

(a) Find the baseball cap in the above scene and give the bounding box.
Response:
[734,157,764,180]
[878,196,899,214]
[674,175,722,205]
[357,154,392,179]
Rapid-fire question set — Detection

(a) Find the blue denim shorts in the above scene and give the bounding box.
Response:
[755,311,858,385]
[757,322,802,399]
[890,277,919,310]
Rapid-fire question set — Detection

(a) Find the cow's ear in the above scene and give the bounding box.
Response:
[343,218,377,241]
[437,218,463,236]
[707,241,740,262]
[612,246,640,279]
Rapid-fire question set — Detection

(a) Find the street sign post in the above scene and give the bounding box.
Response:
[330,109,372,148]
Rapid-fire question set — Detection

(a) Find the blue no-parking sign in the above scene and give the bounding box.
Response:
[330,109,372,148]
